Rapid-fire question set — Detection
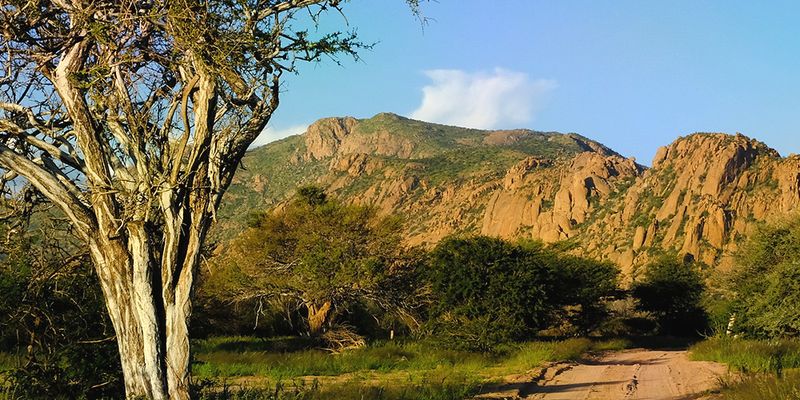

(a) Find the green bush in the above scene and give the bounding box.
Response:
[424,236,619,350]
[546,249,620,334]
[727,217,800,338]
[424,237,551,350]
[631,256,709,336]
[212,187,422,343]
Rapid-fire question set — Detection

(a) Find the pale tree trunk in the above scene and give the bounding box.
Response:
[0,5,277,398]
[89,239,167,398]
[78,61,221,399]
[307,301,332,336]
[87,216,209,400]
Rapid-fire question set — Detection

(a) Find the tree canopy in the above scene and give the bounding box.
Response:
[631,256,708,337]
[425,236,619,350]
[218,187,422,345]
[726,217,800,338]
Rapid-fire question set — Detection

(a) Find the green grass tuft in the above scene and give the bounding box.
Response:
[192,338,495,380]
[690,338,800,374]
[715,369,800,400]
[0,353,19,373]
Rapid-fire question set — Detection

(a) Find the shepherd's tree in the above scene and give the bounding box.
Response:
[0,1,423,398]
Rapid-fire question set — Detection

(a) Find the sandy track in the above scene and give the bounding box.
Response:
[478,349,729,400]
[524,349,728,400]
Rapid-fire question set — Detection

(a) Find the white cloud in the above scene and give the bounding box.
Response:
[409,68,557,129]
[250,124,308,148]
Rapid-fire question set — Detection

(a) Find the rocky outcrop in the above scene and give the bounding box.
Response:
[503,157,551,190]
[331,153,384,177]
[304,117,358,160]
[577,133,800,273]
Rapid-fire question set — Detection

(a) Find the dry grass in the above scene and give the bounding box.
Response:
[190,336,631,399]
[691,337,800,400]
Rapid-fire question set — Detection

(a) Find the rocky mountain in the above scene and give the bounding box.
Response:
[216,113,800,276]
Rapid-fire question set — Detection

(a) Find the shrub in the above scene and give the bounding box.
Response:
[546,251,621,334]
[211,187,424,345]
[424,237,552,350]
[631,256,708,336]
[424,236,619,350]
[727,217,800,338]
[0,235,123,399]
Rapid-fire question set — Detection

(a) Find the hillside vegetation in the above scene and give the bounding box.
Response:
[216,113,800,276]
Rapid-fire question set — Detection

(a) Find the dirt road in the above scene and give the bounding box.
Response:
[481,349,730,400]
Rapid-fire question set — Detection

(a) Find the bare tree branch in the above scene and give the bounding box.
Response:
[0,143,93,236]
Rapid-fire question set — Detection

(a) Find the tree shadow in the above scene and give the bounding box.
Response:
[521,380,628,396]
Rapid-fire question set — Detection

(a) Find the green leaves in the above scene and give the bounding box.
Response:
[220,186,417,336]
[729,217,800,338]
[631,256,708,336]
[424,236,620,350]
[0,234,123,398]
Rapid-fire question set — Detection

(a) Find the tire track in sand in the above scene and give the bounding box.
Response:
[529,349,727,400]
[479,349,729,400]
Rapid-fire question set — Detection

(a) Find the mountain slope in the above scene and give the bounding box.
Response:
[581,133,800,272]
[216,113,800,275]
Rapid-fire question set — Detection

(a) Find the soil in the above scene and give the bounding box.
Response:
[479,349,730,400]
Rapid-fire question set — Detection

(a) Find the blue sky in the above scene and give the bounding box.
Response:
[255,0,800,165]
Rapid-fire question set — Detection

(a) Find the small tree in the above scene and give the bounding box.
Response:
[425,236,551,349]
[219,187,422,341]
[632,256,708,336]
[727,217,800,338]
[548,252,621,334]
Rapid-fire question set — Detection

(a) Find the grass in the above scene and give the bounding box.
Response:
[0,353,18,373]
[193,336,630,380]
[690,337,800,400]
[193,337,491,379]
[193,377,481,400]
[714,370,800,400]
[191,336,631,399]
[0,353,16,400]
[690,337,800,374]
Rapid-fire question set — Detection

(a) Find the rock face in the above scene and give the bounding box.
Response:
[480,151,642,245]
[219,114,800,277]
[577,133,800,275]
[304,117,358,160]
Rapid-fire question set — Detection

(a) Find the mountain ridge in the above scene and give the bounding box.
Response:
[216,113,800,277]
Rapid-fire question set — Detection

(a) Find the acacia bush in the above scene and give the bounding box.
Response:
[210,187,424,346]
[424,236,619,350]
[726,217,800,338]
[545,247,621,334]
[631,256,709,337]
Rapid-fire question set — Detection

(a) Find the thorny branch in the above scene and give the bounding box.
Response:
[0,0,368,247]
